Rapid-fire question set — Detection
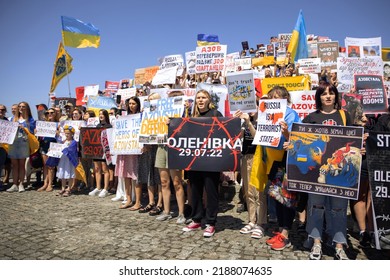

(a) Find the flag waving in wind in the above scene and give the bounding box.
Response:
[50,42,73,92]
[61,16,100,48]
[197,34,220,46]
[287,10,308,63]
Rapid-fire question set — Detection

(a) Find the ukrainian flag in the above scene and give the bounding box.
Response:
[50,42,73,92]
[61,16,100,48]
[287,10,308,63]
[197,34,219,46]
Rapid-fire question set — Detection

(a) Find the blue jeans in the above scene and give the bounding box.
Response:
[306,193,348,245]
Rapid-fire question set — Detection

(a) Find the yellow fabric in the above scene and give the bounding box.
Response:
[0,143,8,153]
[287,30,299,63]
[50,42,73,92]
[24,128,39,155]
[75,162,87,184]
[249,145,285,192]
[261,75,310,94]
[252,56,275,67]
[62,31,100,48]
[339,109,346,126]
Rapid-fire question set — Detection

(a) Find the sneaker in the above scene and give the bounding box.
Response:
[111,196,123,202]
[98,189,109,198]
[6,184,19,192]
[335,247,349,260]
[89,188,101,196]
[182,221,201,232]
[266,232,281,246]
[156,212,172,221]
[203,224,216,237]
[250,226,264,239]
[18,184,25,193]
[359,231,372,248]
[176,214,186,224]
[271,234,291,250]
[309,244,322,260]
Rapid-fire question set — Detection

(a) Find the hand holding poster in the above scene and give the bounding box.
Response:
[226,70,257,113]
[79,127,105,159]
[35,121,58,138]
[286,123,363,199]
[354,74,389,114]
[139,96,184,144]
[112,114,143,155]
[366,131,390,250]
[252,99,287,147]
[0,120,18,144]
[167,117,242,172]
[46,142,65,158]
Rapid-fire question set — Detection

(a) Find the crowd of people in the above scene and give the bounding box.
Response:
[1,59,389,260]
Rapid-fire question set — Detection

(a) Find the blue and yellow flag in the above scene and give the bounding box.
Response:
[287,10,308,63]
[61,16,100,48]
[197,34,219,46]
[50,42,73,93]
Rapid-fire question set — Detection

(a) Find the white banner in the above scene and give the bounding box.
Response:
[290,90,316,119]
[35,121,58,138]
[226,70,257,113]
[112,114,143,155]
[195,44,227,73]
[46,142,65,158]
[151,67,178,86]
[0,119,18,144]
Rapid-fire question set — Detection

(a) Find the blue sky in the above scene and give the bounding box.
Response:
[1,0,389,118]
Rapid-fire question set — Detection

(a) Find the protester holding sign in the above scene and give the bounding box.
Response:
[262,86,301,251]
[182,89,223,237]
[302,81,352,260]
[0,104,9,191]
[7,101,36,193]
[89,109,112,198]
[56,125,78,197]
[116,97,139,209]
[37,108,59,192]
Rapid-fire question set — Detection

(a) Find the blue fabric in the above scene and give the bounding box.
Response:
[62,140,78,167]
[61,16,100,36]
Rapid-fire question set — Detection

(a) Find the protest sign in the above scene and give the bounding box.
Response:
[139,96,184,144]
[0,120,18,144]
[290,90,316,119]
[167,117,242,172]
[35,121,58,138]
[366,131,390,250]
[287,123,363,200]
[337,57,383,85]
[261,76,310,94]
[297,58,321,74]
[159,54,185,76]
[79,127,105,160]
[345,37,382,58]
[54,97,76,115]
[112,114,143,155]
[253,99,287,147]
[151,67,178,86]
[354,74,389,114]
[317,41,339,70]
[226,70,257,113]
[87,117,99,127]
[87,95,117,117]
[59,120,84,142]
[185,51,196,75]
[195,44,227,73]
[46,142,65,158]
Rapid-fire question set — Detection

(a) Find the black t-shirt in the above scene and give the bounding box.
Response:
[197,109,223,117]
[302,110,352,126]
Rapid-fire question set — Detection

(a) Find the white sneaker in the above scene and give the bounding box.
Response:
[111,196,123,201]
[6,184,19,192]
[18,184,25,193]
[122,199,128,204]
[88,188,101,196]
[98,189,108,198]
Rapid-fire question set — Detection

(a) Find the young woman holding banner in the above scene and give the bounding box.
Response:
[182,89,223,237]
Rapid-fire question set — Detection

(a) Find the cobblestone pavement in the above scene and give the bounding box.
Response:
[0,184,389,260]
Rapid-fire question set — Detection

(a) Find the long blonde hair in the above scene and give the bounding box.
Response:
[192,89,215,117]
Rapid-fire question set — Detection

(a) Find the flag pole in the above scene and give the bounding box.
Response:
[61,31,72,98]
